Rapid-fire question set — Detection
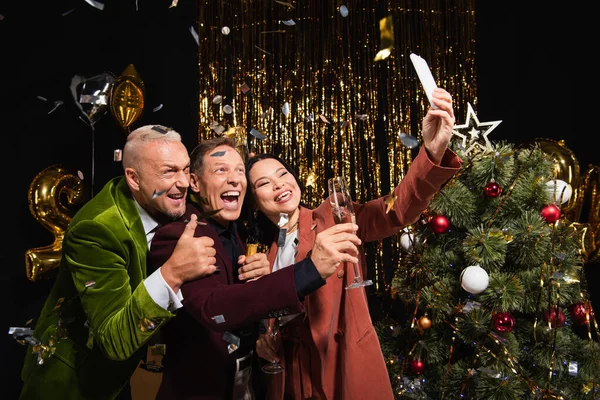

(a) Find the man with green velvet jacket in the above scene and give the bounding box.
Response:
[19,125,222,399]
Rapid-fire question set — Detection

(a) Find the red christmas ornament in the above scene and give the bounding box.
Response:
[484,181,502,198]
[410,359,425,375]
[543,307,565,328]
[492,312,515,333]
[570,302,593,326]
[540,204,561,223]
[429,215,450,233]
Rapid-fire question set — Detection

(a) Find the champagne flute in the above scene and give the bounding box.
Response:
[328,176,373,290]
[260,317,284,374]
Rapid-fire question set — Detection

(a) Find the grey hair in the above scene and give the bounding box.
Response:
[122,125,182,170]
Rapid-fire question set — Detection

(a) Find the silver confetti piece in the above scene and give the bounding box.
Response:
[212,95,223,104]
[212,315,226,324]
[340,5,349,17]
[223,105,233,114]
[282,102,290,116]
[221,26,230,35]
[113,149,122,162]
[568,361,578,376]
[281,19,296,26]
[152,189,166,199]
[250,128,267,140]
[399,132,419,149]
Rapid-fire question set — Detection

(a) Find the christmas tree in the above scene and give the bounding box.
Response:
[377,108,600,399]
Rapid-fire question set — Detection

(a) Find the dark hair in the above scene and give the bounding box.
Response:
[243,153,304,244]
[189,136,238,175]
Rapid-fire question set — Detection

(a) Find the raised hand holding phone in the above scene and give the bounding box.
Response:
[410,53,438,109]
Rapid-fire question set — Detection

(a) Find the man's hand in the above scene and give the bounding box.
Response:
[422,88,455,165]
[161,214,218,292]
[256,331,279,363]
[310,223,361,279]
[237,252,271,281]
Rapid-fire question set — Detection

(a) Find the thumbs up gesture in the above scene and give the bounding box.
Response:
[160,214,218,292]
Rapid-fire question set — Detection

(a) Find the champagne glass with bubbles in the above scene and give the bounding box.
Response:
[328,176,373,290]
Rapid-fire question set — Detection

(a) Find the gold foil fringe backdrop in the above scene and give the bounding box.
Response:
[197,0,477,289]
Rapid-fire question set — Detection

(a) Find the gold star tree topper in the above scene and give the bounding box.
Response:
[451,103,502,154]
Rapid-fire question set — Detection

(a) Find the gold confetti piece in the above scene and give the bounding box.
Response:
[53,298,65,312]
[254,45,273,56]
[374,16,394,62]
[319,114,330,124]
[150,344,166,356]
[385,194,397,213]
[138,318,158,332]
[274,0,295,8]
[306,171,317,187]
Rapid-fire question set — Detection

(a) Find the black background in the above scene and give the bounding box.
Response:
[1,1,595,398]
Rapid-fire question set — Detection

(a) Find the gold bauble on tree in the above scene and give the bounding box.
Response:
[417,315,432,330]
[25,165,88,281]
[111,64,145,134]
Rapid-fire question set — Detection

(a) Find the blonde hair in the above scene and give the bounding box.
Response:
[122,125,183,170]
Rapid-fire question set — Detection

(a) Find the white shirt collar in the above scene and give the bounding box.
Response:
[133,200,160,236]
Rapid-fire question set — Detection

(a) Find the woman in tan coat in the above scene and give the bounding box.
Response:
[246,88,461,399]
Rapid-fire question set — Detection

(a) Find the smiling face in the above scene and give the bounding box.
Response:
[248,157,301,225]
[190,144,246,226]
[125,140,190,221]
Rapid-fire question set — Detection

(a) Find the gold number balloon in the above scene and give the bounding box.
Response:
[26,165,88,281]
[110,64,145,134]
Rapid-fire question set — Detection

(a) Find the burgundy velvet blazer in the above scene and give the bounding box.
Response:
[148,204,305,400]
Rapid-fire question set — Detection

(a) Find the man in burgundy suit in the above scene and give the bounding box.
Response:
[148,136,361,399]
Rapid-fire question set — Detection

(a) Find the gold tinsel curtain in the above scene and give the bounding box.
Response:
[197,0,477,290]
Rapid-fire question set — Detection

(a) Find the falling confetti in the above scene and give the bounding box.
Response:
[169,0,178,8]
[374,15,394,62]
[339,5,349,17]
[399,132,419,149]
[281,19,296,26]
[274,0,295,8]
[240,82,250,94]
[223,105,233,114]
[84,0,105,11]
[385,194,397,213]
[282,102,290,116]
[189,26,199,46]
[152,104,163,112]
[250,128,267,140]
[212,95,223,104]
[356,114,368,121]
[113,149,122,162]
[221,26,230,35]
[319,114,330,124]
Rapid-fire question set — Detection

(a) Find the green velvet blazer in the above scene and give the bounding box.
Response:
[20,177,175,400]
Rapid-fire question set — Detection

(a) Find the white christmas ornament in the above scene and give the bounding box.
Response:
[545,179,572,204]
[400,231,415,250]
[460,265,489,294]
